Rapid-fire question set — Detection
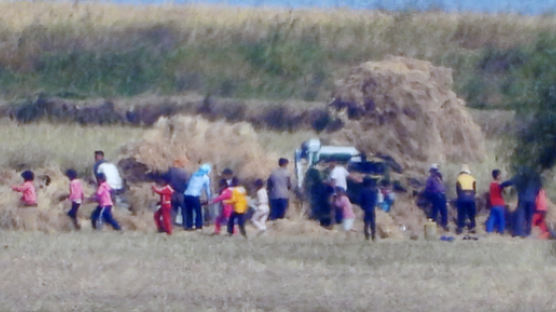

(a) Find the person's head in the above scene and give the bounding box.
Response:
[97,173,106,183]
[21,170,34,182]
[254,179,264,190]
[197,163,212,176]
[231,177,240,187]
[278,158,289,168]
[460,164,471,175]
[363,177,376,188]
[218,178,228,190]
[381,179,391,187]
[65,169,77,181]
[94,150,105,162]
[222,168,234,179]
[173,158,186,168]
[429,163,439,174]
[492,169,501,181]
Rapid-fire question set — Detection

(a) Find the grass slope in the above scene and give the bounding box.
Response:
[0,2,554,103]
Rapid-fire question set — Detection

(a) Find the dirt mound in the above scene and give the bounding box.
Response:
[124,115,277,181]
[330,56,486,172]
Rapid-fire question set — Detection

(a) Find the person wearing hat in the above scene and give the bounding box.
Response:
[183,163,212,231]
[456,164,477,234]
[424,163,448,231]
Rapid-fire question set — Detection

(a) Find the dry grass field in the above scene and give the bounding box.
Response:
[0,231,555,312]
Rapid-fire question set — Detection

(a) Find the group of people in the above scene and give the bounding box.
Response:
[9,149,551,240]
[423,164,550,238]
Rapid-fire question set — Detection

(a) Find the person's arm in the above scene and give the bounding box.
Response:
[267,176,274,192]
[473,181,476,193]
[152,185,163,194]
[210,189,232,204]
[203,177,212,200]
[500,180,513,189]
[11,184,26,192]
[456,181,462,197]
[286,176,292,190]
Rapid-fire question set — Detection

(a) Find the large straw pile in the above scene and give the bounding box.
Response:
[330,56,486,172]
[125,115,277,181]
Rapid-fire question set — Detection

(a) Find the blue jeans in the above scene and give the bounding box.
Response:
[513,200,535,237]
[429,193,447,229]
[270,198,289,220]
[91,206,121,230]
[184,195,203,230]
[486,205,505,234]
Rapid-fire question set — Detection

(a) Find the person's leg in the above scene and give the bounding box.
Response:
[269,199,277,220]
[68,202,80,229]
[370,209,376,240]
[154,209,163,232]
[486,208,496,233]
[102,206,121,231]
[335,207,343,225]
[251,210,263,231]
[237,213,247,238]
[439,194,448,230]
[260,210,269,231]
[468,201,476,232]
[91,206,101,229]
[279,199,289,219]
[514,201,525,237]
[429,197,439,224]
[183,196,194,230]
[227,212,237,235]
[496,206,505,234]
[193,196,203,230]
[456,199,465,234]
[524,202,534,236]
[214,212,224,234]
[363,217,370,240]
[162,206,172,235]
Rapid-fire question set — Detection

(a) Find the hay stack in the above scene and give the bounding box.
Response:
[126,115,276,181]
[330,56,486,171]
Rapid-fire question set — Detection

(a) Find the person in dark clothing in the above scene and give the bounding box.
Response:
[360,177,378,241]
[506,168,542,237]
[423,164,448,231]
[167,159,189,225]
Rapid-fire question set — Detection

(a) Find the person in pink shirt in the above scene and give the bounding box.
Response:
[90,173,121,231]
[63,169,84,229]
[210,179,234,235]
[11,170,37,207]
[533,189,550,239]
[333,188,355,234]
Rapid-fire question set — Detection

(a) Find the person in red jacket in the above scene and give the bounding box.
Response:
[210,179,234,235]
[486,169,512,234]
[11,170,37,207]
[533,189,549,239]
[152,175,175,235]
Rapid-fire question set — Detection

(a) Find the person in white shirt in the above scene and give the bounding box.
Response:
[251,179,269,233]
[328,161,357,191]
[93,150,127,210]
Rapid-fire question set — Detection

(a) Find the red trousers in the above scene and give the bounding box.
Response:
[154,205,172,235]
[214,205,233,234]
[532,212,549,239]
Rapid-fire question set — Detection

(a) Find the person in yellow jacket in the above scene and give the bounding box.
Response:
[227,177,248,238]
[456,164,477,234]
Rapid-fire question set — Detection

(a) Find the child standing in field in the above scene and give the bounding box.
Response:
[360,177,378,241]
[210,179,234,235]
[251,179,269,233]
[379,180,395,213]
[65,169,84,229]
[486,169,511,234]
[152,175,175,235]
[11,170,37,207]
[533,188,549,239]
[91,173,121,231]
[228,178,248,238]
[333,188,355,234]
